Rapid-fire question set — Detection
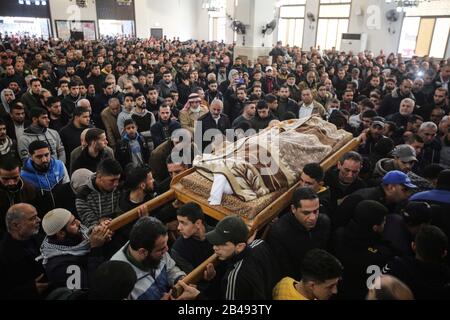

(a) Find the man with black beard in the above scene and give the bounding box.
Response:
[158,70,178,98]
[0,156,42,239]
[21,141,70,213]
[111,216,186,300]
[150,104,181,148]
[39,208,112,289]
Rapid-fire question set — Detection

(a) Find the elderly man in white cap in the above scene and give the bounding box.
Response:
[39,208,112,289]
[178,93,208,134]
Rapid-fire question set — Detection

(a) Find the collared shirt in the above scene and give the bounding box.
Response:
[299,103,314,119]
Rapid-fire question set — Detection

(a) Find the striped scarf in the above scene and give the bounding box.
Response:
[0,136,13,155]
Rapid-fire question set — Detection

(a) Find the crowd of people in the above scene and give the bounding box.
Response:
[0,34,450,300]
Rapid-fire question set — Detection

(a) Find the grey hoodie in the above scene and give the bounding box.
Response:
[18,124,66,163]
[75,174,122,228]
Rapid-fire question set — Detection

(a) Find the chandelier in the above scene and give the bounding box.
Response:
[201,0,226,12]
[18,0,47,5]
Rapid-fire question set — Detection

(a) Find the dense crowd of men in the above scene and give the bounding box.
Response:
[0,34,450,300]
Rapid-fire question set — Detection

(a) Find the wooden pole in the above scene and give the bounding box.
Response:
[108,189,175,232]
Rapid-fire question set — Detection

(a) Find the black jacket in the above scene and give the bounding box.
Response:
[71,148,112,174]
[115,134,150,169]
[324,166,366,213]
[150,119,181,148]
[61,94,79,117]
[196,112,231,152]
[386,112,408,130]
[44,240,105,289]
[267,212,331,280]
[378,88,415,117]
[59,122,90,167]
[0,179,40,239]
[171,226,214,274]
[385,256,450,299]
[332,222,398,300]
[219,240,279,300]
[416,138,442,175]
[0,234,45,300]
[250,113,277,132]
[335,186,397,229]
[48,114,69,132]
[276,98,299,119]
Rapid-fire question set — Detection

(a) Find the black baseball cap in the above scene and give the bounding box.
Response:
[206,216,248,245]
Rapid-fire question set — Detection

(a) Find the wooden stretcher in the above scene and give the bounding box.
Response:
[108,136,361,296]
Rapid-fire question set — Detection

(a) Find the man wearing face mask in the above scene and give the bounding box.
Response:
[111,216,186,300]
[20,141,69,213]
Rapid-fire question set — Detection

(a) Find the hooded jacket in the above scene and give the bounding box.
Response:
[21,158,69,192]
[372,158,434,190]
[18,124,66,163]
[333,221,398,299]
[110,242,185,300]
[75,174,122,228]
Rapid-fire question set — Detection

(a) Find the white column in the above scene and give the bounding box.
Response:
[302,0,319,51]
[233,0,277,62]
